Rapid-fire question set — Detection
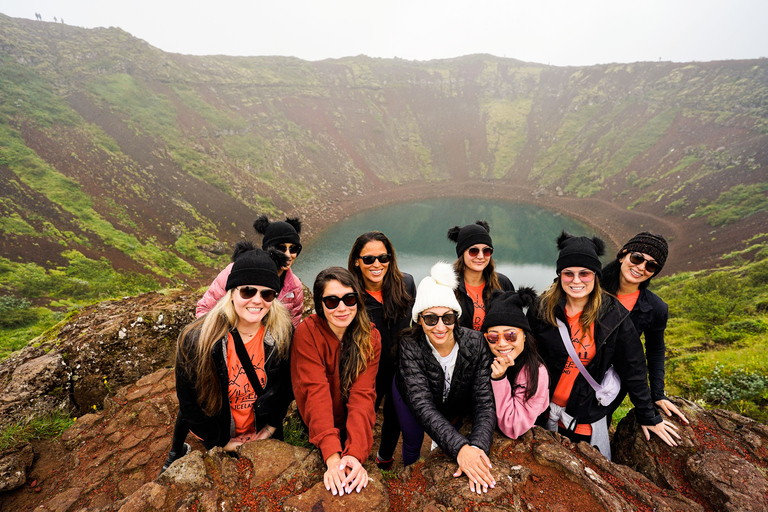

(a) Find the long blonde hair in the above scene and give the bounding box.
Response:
[177,289,292,416]
[538,276,604,335]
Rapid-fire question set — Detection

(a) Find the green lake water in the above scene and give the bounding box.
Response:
[292,198,607,292]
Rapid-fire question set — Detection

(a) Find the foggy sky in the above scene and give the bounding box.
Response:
[2,0,767,66]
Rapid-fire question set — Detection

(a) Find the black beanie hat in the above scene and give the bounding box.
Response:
[619,232,668,271]
[555,231,606,278]
[447,220,493,257]
[481,287,537,333]
[253,215,301,249]
[225,242,285,292]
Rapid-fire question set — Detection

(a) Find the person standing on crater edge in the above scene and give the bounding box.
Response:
[601,232,689,426]
[197,215,304,327]
[161,243,294,473]
[447,221,515,332]
[347,231,416,470]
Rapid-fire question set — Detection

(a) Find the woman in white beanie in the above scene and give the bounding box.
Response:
[393,263,496,495]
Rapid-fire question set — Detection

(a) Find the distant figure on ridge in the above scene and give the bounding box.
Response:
[447,221,514,331]
[197,216,304,327]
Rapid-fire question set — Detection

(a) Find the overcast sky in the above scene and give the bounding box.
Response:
[2,0,767,66]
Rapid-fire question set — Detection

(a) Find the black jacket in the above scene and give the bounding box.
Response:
[529,294,662,427]
[175,328,293,448]
[363,273,416,400]
[457,272,515,330]
[395,326,496,458]
[628,289,668,402]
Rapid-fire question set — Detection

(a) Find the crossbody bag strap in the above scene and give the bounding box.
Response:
[231,329,266,396]
[555,319,602,392]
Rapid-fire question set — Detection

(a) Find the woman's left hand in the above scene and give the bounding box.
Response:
[655,399,689,424]
[641,419,681,447]
[339,455,369,494]
[454,445,495,494]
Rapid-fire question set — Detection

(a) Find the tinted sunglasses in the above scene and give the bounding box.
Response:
[484,330,519,344]
[467,246,493,258]
[628,252,660,273]
[275,243,302,256]
[322,292,359,310]
[419,312,457,326]
[559,270,595,283]
[360,254,391,265]
[238,286,276,302]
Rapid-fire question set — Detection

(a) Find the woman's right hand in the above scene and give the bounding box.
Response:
[490,354,514,380]
[453,445,495,494]
[323,453,347,496]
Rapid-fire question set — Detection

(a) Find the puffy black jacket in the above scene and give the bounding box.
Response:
[529,294,662,427]
[456,273,515,330]
[175,328,293,448]
[363,273,416,401]
[395,326,496,458]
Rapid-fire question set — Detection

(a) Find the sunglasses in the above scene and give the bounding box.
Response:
[322,292,359,310]
[628,252,660,273]
[559,270,595,283]
[484,330,520,344]
[238,286,276,302]
[275,243,302,256]
[359,254,391,265]
[467,246,493,258]
[419,312,458,326]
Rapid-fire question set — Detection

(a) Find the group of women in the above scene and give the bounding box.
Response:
[164,215,688,495]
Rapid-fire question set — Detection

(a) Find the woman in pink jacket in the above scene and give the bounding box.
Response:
[482,289,549,439]
[197,216,304,327]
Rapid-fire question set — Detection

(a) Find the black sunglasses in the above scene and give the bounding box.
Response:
[322,292,359,310]
[628,252,660,273]
[484,331,520,344]
[275,243,302,256]
[467,246,493,258]
[238,286,276,302]
[419,312,457,326]
[359,254,391,265]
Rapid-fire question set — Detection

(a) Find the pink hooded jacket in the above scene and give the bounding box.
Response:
[196,264,304,327]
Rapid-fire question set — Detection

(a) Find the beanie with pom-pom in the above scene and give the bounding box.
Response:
[481,287,536,333]
[447,220,493,257]
[555,231,606,279]
[411,262,463,322]
[253,215,301,249]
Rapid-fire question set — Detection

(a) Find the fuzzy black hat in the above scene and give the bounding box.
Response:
[447,220,493,257]
[253,215,301,249]
[556,231,606,278]
[619,232,668,272]
[225,241,288,292]
[481,287,537,333]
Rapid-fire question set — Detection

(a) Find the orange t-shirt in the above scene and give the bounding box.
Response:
[465,282,486,331]
[617,290,640,312]
[551,310,596,436]
[226,326,267,435]
[366,289,383,304]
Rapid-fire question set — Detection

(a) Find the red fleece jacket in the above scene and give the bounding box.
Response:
[291,314,380,463]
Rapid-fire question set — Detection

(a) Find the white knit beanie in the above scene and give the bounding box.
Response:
[411,262,463,322]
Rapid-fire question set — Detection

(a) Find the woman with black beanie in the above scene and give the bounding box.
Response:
[529,232,680,459]
[601,232,688,424]
[447,221,514,331]
[161,242,294,472]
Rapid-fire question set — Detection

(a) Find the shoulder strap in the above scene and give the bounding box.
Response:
[231,329,265,396]
[555,319,602,392]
